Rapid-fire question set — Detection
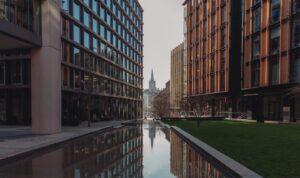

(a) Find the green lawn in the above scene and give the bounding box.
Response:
[164,120,300,178]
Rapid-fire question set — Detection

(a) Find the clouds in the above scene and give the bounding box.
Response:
[139,0,183,89]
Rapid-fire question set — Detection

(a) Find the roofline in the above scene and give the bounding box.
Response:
[136,0,144,12]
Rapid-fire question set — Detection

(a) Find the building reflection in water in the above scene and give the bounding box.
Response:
[148,120,156,149]
[0,126,143,178]
[170,131,231,178]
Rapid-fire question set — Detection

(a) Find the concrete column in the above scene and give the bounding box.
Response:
[31,0,61,134]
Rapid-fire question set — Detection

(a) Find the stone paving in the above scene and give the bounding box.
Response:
[0,121,127,163]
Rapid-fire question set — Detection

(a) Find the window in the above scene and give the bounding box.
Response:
[73,25,81,43]
[62,42,69,62]
[62,18,69,37]
[72,47,81,66]
[252,35,260,60]
[252,34,261,87]
[211,75,215,92]
[61,0,69,12]
[84,31,90,49]
[270,27,280,55]
[252,61,260,87]
[74,70,81,89]
[293,20,300,48]
[100,42,105,56]
[100,7,105,20]
[211,34,216,51]
[253,0,261,6]
[0,62,5,85]
[83,10,90,27]
[92,18,98,33]
[221,28,226,48]
[294,0,300,14]
[269,56,279,85]
[83,0,90,7]
[100,25,105,38]
[221,6,226,25]
[0,0,40,33]
[253,7,261,33]
[62,66,69,87]
[271,0,280,24]
[220,51,226,91]
[73,2,80,21]
[291,49,300,82]
[92,0,98,13]
[11,61,22,84]
[93,37,98,52]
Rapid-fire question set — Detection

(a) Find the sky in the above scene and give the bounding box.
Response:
[139,0,184,89]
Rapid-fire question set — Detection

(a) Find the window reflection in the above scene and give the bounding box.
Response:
[0,0,40,33]
[73,2,80,21]
[73,25,81,44]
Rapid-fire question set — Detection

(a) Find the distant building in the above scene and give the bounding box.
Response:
[153,81,170,118]
[143,70,160,117]
[170,43,185,117]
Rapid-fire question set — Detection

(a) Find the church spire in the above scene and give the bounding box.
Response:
[149,69,156,91]
[151,69,154,81]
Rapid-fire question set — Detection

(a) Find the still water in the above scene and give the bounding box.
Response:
[0,121,232,178]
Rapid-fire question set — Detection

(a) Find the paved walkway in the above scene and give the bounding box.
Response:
[0,121,127,163]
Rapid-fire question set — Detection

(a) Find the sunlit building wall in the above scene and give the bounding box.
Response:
[170,42,184,116]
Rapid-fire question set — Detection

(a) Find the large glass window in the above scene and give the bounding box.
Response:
[83,10,90,27]
[221,5,226,25]
[0,62,5,85]
[271,0,280,24]
[252,35,261,87]
[252,61,260,87]
[84,31,90,49]
[11,61,22,84]
[74,70,81,89]
[270,27,280,55]
[253,7,261,33]
[92,18,98,33]
[61,0,69,12]
[92,0,98,13]
[252,35,260,60]
[293,0,300,13]
[72,47,81,66]
[73,2,80,21]
[83,0,90,7]
[269,56,279,85]
[100,7,105,20]
[0,0,40,33]
[100,42,105,56]
[253,0,261,6]
[291,49,300,82]
[93,37,98,53]
[100,25,105,38]
[73,24,81,43]
[293,20,300,48]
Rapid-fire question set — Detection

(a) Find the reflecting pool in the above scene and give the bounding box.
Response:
[0,121,233,178]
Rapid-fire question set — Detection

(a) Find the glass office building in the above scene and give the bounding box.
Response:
[0,0,143,131]
[60,0,143,125]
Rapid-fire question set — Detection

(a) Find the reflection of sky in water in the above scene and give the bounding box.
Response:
[143,121,175,178]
